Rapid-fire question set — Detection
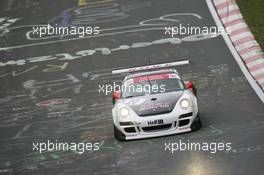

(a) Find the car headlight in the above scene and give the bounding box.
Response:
[180,99,190,110]
[119,107,129,120]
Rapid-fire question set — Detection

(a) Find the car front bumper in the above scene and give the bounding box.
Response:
[115,110,198,140]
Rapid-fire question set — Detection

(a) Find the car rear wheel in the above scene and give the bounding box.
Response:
[114,124,126,141]
[191,114,201,131]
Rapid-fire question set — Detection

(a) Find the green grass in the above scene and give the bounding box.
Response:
[236,0,264,50]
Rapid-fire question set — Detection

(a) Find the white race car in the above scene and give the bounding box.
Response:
[112,61,201,141]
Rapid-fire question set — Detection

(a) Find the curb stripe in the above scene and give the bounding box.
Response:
[247,59,264,68]
[233,35,255,46]
[251,68,264,77]
[228,22,247,31]
[239,46,261,55]
[244,54,264,64]
[219,9,240,18]
[249,62,264,72]
[231,32,253,41]
[236,41,258,51]
[216,2,232,9]
[255,72,264,80]
[242,49,261,58]
[224,19,242,27]
[218,4,238,15]
[258,77,264,84]
[260,82,264,88]
[230,27,250,36]
[214,0,228,5]
[221,13,242,23]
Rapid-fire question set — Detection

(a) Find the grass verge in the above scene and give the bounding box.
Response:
[237,0,264,50]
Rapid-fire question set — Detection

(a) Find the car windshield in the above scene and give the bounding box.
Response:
[121,76,185,98]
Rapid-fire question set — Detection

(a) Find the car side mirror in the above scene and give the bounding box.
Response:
[184,81,197,96]
[112,91,121,105]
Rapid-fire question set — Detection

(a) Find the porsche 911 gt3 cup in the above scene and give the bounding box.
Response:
[111,61,201,141]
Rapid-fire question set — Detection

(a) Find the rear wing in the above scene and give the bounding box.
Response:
[112,60,189,74]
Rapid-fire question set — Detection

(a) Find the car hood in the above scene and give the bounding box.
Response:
[121,91,184,117]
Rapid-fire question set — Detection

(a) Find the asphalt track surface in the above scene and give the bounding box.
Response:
[0,0,264,174]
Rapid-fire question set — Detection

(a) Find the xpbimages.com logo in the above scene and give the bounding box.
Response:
[98,82,166,95]
[31,24,100,38]
[32,140,100,154]
[164,24,232,37]
[164,140,232,154]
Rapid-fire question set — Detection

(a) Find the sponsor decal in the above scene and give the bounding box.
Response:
[179,127,189,131]
[147,119,164,126]
[133,73,179,83]
[168,74,179,79]
[139,101,170,111]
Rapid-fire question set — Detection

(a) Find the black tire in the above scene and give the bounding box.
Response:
[191,114,201,131]
[192,84,197,97]
[114,124,126,141]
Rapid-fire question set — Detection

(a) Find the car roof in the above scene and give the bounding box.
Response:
[124,68,179,80]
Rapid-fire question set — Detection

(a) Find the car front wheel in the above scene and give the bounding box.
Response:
[113,124,126,141]
[191,114,201,131]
